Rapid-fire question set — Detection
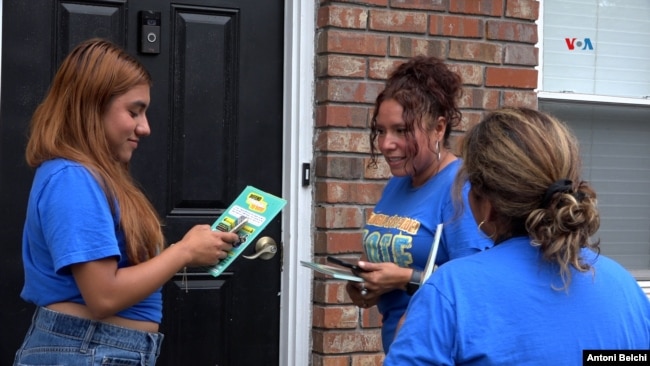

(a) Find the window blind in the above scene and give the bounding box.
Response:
[539,100,650,271]
[542,0,650,99]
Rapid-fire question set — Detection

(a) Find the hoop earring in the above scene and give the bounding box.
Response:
[478,220,485,231]
[436,140,441,161]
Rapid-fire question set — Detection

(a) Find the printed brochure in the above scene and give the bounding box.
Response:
[300,261,364,282]
[207,186,287,277]
[301,224,442,284]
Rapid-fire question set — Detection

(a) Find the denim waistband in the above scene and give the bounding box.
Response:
[33,306,163,354]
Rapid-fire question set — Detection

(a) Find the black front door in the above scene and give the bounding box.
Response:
[0,1,284,365]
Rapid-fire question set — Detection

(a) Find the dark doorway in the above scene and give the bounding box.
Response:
[0,0,284,364]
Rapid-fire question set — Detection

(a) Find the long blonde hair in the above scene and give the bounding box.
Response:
[26,38,164,263]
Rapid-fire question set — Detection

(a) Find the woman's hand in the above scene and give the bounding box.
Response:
[71,224,239,318]
[345,261,413,308]
[175,224,239,267]
[356,261,412,295]
[346,281,378,309]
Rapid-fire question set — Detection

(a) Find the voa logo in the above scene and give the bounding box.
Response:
[565,38,594,51]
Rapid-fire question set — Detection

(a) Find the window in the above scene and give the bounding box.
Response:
[539,1,650,279]
[541,0,650,99]
[539,101,650,275]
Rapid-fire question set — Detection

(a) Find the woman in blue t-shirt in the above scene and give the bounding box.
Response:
[13,39,240,365]
[385,108,650,365]
[344,56,493,352]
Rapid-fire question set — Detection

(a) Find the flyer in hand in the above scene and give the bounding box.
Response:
[300,261,364,282]
[302,224,442,284]
[208,186,287,277]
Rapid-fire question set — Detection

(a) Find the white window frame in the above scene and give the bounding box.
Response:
[537,0,650,281]
[537,0,650,107]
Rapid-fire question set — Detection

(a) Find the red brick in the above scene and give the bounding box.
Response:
[485,67,537,88]
[313,329,383,353]
[315,155,367,179]
[315,205,364,229]
[313,354,351,366]
[361,305,383,328]
[316,105,370,128]
[486,20,537,43]
[429,14,484,38]
[314,180,384,204]
[448,63,484,85]
[368,57,404,80]
[317,30,388,56]
[460,87,500,109]
[450,0,504,17]
[314,280,353,304]
[314,230,366,253]
[315,130,371,153]
[316,79,385,104]
[369,9,427,33]
[333,0,388,6]
[506,0,539,20]
[364,157,391,180]
[503,43,538,66]
[390,0,446,11]
[449,40,501,64]
[351,353,385,366]
[318,5,368,29]
[502,90,538,108]
[313,305,360,328]
[389,36,448,58]
[459,110,485,132]
[317,55,367,78]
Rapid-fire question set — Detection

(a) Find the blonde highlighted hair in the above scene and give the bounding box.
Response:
[455,107,600,289]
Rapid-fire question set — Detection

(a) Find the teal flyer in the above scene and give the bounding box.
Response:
[208,186,287,277]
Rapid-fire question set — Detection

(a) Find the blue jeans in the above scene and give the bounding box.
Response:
[14,307,164,366]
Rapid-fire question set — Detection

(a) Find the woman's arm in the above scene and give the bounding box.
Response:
[71,224,237,319]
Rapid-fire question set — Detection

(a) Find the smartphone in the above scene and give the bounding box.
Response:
[327,256,366,273]
[229,217,248,247]
[229,217,248,233]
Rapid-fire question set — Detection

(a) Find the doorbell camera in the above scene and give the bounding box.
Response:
[139,11,161,54]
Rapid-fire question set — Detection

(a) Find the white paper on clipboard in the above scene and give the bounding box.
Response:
[422,223,443,283]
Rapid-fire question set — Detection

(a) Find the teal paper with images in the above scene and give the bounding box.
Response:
[208,186,287,277]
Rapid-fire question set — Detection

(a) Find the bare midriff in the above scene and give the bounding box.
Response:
[47,302,159,333]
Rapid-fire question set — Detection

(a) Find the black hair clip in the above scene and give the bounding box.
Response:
[541,179,573,208]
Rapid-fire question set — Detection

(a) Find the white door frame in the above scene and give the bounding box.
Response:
[280,1,315,365]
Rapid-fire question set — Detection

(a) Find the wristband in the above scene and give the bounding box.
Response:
[405,269,422,296]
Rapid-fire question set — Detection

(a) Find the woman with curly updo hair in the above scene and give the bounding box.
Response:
[344,56,493,352]
[385,107,650,365]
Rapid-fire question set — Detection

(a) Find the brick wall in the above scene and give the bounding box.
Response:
[312,1,540,364]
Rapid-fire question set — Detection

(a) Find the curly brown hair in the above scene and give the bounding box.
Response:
[368,56,462,170]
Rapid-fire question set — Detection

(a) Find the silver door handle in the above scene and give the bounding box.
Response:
[243,236,277,260]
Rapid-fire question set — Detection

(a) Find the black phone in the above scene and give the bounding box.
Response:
[327,256,366,273]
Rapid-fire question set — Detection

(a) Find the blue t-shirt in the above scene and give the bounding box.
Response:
[21,158,162,323]
[385,236,650,365]
[363,159,493,351]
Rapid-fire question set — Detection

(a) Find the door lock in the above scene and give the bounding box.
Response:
[243,236,277,260]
